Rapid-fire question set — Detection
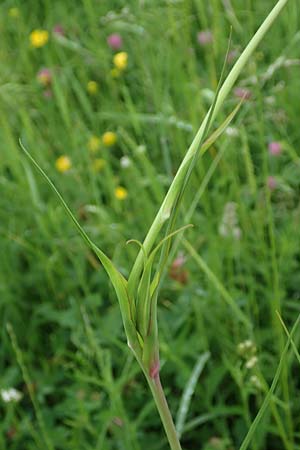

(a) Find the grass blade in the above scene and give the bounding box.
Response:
[19,140,139,351]
[129,0,290,292]
[175,352,210,439]
[147,31,233,302]
[183,239,250,328]
[276,311,300,365]
[238,314,300,450]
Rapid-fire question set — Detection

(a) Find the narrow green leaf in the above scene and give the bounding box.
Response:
[150,100,244,293]
[176,352,210,439]
[19,140,139,352]
[129,0,290,293]
[183,239,250,328]
[276,311,300,366]
[127,239,148,295]
[183,406,243,434]
[136,224,193,338]
[200,98,244,155]
[239,314,300,450]
[152,33,233,302]
[7,323,54,450]
[20,140,102,254]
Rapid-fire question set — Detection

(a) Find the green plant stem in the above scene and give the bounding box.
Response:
[146,374,183,450]
[128,0,289,291]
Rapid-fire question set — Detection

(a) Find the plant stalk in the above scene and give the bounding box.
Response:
[146,373,183,450]
[128,0,289,291]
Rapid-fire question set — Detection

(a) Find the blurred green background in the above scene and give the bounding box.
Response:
[1,1,300,449]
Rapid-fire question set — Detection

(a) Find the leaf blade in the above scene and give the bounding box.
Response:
[20,140,139,350]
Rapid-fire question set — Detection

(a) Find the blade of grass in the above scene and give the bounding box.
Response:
[152,101,245,290]
[175,352,210,439]
[129,0,290,292]
[183,406,243,434]
[183,239,250,328]
[141,35,235,344]
[276,311,300,365]
[238,314,300,450]
[200,98,244,154]
[19,140,140,354]
[6,323,55,450]
[146,30,233,300]
[137,224,193,338]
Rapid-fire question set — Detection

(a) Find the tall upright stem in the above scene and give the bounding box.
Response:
[128,0,289,292]
[146,374,183,450]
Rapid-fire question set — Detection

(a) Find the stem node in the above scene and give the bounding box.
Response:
[149,360,160,379]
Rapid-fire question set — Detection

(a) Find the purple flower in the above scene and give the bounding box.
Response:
[53,24,65,36]
[37,68,52,86]
[227,49,240,64]
[267,176,277,191]
[107,33,123,50]
[234,87,252,100]
[197,30,213,46]
[268,141,282,156]
[171,253,186,269]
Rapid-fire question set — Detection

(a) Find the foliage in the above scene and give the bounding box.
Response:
[1,1,300,449]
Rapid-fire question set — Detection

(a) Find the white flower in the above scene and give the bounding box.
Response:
[219,202,242,239]
[1,388,23,403]
[120,156,131,168]
[250,375,262,389]
[245,356,258,369]
[237,339,256,355]
[243,339,254,349]
[225,126,239,137]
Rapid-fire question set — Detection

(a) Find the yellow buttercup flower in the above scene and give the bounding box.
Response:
[87,80,99,95]
[9,7,20,18]
[102,131,117,147]
[115,186,128,200]
[113,52,128,71]
[92,158,106,172]
[55,156,71,173]
[88,136,101,153]
[30,29,49,48]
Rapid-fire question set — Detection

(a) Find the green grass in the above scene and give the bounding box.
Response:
[1,1,300,449]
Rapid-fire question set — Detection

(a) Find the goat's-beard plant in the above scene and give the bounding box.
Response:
[21,1,290,449]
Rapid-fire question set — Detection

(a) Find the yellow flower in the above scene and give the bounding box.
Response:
[9,7,19,18]
[115,186,128,200]
[113,52,128,71]
[102,131,117,147]
[30,29,49,48]
[92,158,106,172]
[87,80,99,95]
[55,156,71,173]
[88,136,101,153]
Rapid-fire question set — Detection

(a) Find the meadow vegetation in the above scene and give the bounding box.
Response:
[1,1,300,449]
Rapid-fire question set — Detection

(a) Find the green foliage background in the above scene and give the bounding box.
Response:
[1,1,300,449]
